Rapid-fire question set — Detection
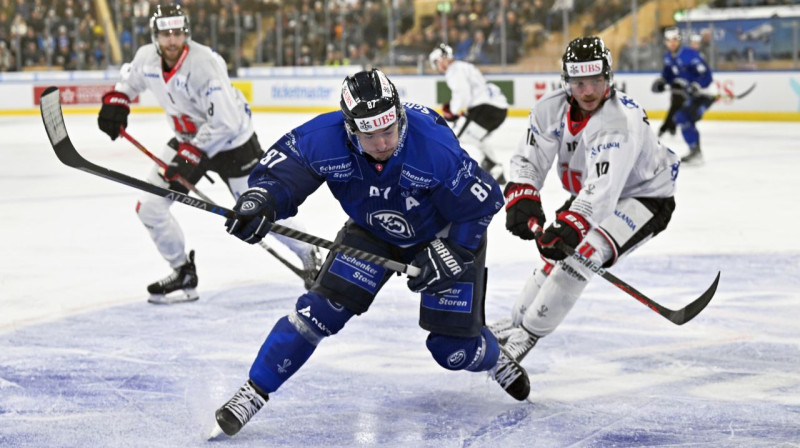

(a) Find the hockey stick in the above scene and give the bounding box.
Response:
[715,82,756,101]
[119,128,309,280]
[529,220,719,325]
[120,129,215,202]
[39,86,420,277]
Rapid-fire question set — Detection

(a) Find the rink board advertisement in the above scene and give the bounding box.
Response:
[1,70,799,120]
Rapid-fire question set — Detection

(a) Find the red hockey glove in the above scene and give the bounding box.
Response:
[504,182,545,240]
[164,142,207,184]
[441,102,458,122]
[536,210,590,261]
[98,91,130,140]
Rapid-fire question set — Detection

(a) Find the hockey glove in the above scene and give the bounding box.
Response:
[164,142,207,184]
[536,210,590,261]
[504,182,545,240]
[98,91,130,140]
[225,187,277,244]
[408,238,474,295]
[651,77,667,93]
[672,78,701,97]
[441,102,458,122]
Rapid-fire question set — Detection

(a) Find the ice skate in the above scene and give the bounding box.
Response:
[300,246,323,290]
[147,250,199,304]
[487,317,516,345]
[680,145,704,166]
[490,346,530,401]
[213,380,269,437]
[501,327,539,363]
[480,158,506,185]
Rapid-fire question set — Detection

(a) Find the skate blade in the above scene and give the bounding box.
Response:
[207,422,226,441]
[147,288,199,305]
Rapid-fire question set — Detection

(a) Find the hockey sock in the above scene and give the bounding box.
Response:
[248,316,317,394]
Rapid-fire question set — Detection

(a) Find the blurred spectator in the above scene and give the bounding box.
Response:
[0,40,14,71]
[454,29,472,60]
[467,29,490,64]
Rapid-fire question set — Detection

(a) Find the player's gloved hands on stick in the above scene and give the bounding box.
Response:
[651,77,667,93]
[98,91,130,140]
[225,187,277,244]
[408,238,473,295]
[441,102,458,122]
[671,78,701,97]
[504,182,545,240]
[164,142,207,184]
[536,210,590,261]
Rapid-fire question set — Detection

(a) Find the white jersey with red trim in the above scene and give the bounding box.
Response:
[114,40,253,157]
[445,60,509,114]
[509,88,680,228]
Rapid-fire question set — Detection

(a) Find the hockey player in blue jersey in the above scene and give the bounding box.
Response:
[652,27,716,165]
[210,69,530,438]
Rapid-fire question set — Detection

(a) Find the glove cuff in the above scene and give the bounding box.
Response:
[442,238,475,264]
[504,182,540,209]
[556,210,590,239]
[102,91,130,110]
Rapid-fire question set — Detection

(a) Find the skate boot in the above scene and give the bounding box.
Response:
[502,327,540,362]
[487,317,516,345]
[147,250,198,304]
[490,346,530,401]
[680,145,704,165]
[480,158,507,186]
[211,380,269,437]
[300,246,323,290]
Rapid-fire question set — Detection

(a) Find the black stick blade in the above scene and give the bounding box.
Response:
[672,271,721,325]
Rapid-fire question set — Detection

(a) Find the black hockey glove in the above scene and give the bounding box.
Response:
[98,91,130,140]
[408,238,473,295]
[651,77,667,93]
[504,182,545,240]
[164,142,207,184]
[537,210,590,261]
[225,187,277,244]
[672,78,701,98]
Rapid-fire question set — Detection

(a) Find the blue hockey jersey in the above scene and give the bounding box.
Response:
[248,104,504,250]
[660,46,712,88]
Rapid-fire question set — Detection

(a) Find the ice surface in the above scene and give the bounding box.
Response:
[1,112,798,447]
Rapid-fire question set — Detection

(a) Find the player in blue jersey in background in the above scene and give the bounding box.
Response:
[210,69,530,438]
[652,27,716,165]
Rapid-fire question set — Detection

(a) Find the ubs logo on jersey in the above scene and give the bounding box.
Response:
[367,210,414,239]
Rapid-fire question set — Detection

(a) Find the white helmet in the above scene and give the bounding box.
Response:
[428,43,453,70]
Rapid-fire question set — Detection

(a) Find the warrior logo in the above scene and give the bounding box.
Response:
[367,210,414,239]
[447,350,467,368]
[537,304,549,318]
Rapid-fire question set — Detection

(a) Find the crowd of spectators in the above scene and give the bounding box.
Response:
[711,0,799,7]
[9,0,793,74]
[0,0,109,72]
[111,0,264,69]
